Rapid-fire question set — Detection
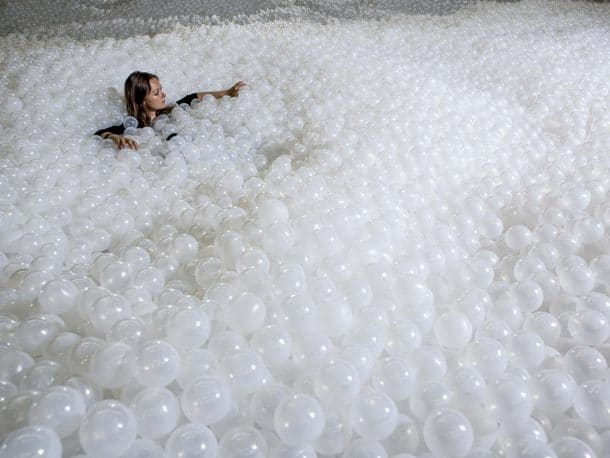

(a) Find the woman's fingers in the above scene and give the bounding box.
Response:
[231,81,246,96]
[118,137,138,150]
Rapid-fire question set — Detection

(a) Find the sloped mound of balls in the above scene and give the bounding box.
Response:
[1,1,610,457]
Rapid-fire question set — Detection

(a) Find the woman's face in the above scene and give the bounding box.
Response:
[144,78,166,111]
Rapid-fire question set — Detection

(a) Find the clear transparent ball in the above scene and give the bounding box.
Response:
[314,359,361,407]
[132,340,180,387]
[218,425,267,458]
[350,389,398,441]
[273,393,325,446]
[165,423,218,458]
[423,408,474,458]
[27,385,85,438]
[131,387,179,439]
[181,376,232,425]
[0,425,62,458]
[79,400,137,457]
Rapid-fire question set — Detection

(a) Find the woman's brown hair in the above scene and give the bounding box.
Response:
[124,71,170,128]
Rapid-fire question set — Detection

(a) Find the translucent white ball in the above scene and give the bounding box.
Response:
[563,346,608,382]
[181,376,232,425]
[79,400,137,457]
[423,408,474,458]
[550,437,595,458]
[488,376,533,421]
[88,341,132,389]
[508,331,546,369]
[119,439,164,458]
[165,423,218,458]
[434,311,473,349]
[131,387,179,439]
[250,383,289,430]
[505,225,532,251]
[343,438,388,458]
[274,393,325,446]
[132,340,180,387]
[533,369,576,414]
[218,426,267,458]
[371,357,416,402]
[465,338,508,380]
[250,325,292,367]
[221,350,268,396]
[0,425,62,458]
[165,306,211,348]
[314,359,361,407]
[350,389,398,441]
[385,320,422,356]
[573,380,610,427]
[568,310,610,345]
[100,261,133,292]
[449,367,487,407]
[171,234,199,263]
[222,292,266,334]
[38,279,79,315]
[557,257,594,296]
[27,386,85,438]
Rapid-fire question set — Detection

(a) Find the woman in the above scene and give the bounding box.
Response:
[96,71,245,149]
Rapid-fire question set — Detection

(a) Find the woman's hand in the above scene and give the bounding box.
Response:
[227,81,246,97]
[104,133,138,150]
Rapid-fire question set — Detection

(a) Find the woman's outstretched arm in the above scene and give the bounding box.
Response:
[196,81,246,100]
[95,125,138,149]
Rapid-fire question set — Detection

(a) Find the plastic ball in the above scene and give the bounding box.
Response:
[568,310,610,345]
[181,376,232,425]
[385,320,422,356]
[251,325,292,367]
[423,408,474,458]
[557,256,595,296]
[274,393,325,446]
[171,234,199,263]
[563,346,607,382]
[412,346,447,383]
[370,357,416,402]
[99,261,133,292]
[314,359,361,407]
[343,438,388,458]
[38,278,79,314]
[222,292,266,334]
[0,425,62,458]
[434,311,473,349]
[88,341,132,389]
[218,425,267,458]
[0,349,34,384]
[79,400,137,457]
[508,331,546,369]
[27,385,85,438]
[313,410,351,456]
[131,387,179,439]
[488,376,533,421]
[165,306,211,348]
[450,367,487,407]
[221,350,269,396]
[350,389,398,441]
[118,439,164,458]
[165,423,218,458]
[550,437,596,458]
[505,225,532,251]
[250,383,289,430]
[465,338,508,380]
[131,339,180,387]
[573,380,610,427]
[532,369,576,414]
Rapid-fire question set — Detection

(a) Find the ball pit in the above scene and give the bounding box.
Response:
[1,0,610,456]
